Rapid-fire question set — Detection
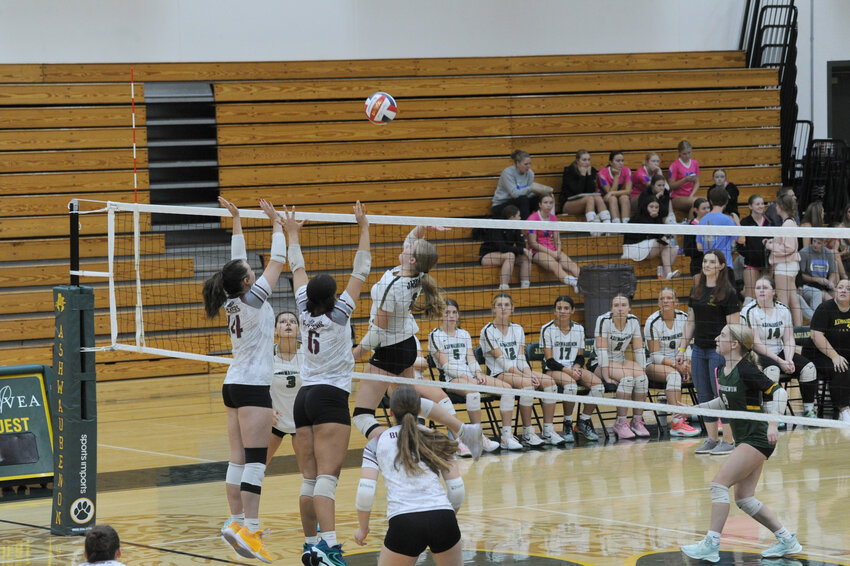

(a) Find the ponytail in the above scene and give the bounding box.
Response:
[390,386,456,476]
[202,271,226,318]
[412,239,445,319]
[203,259,250,318]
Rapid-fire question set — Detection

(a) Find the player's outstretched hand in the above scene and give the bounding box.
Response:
[280,205,306,235]
[259,199,278,221]
[218,196,240,218]
[354,200,368,229]
[354,527,369,546]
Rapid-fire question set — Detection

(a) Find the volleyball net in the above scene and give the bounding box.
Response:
[68,199,850,430]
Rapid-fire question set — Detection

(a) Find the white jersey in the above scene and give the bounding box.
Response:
[362,425,454,519]
[644,309,689,360]
[480,322,528,376]
[271,346,303,434]
[595,312,642,363]
[369,268,422,347]
[539,320,585,367]
[742,301,792,355]
[224,275,275,386]
[295,285,357,393]
[429,327,475,380]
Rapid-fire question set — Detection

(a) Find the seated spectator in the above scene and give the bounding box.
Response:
[594,295,651,439]
[621,195,679,279]
[631,152,665,212]
[668,140,701,215]
[539,295,604,442]
[80,525,126,566]
[492,149,553,219]
[696,186,737,268]
[560,149,610,225]
[527,194,580,292]
[597,150,632,223]
[428,299,510,452]
[707,168,740,223]
[478,204,531,290]
[644,288,700,437]
[637,173,675,224]
[765,191,803,326]
[833,203,850,278]
[798,237,839,321]
[481,293,563,446]
[682,197,710,276]
[736,194,772,303]
[743,276,819,418]
[765,186,798,226]
[800,200,825,249]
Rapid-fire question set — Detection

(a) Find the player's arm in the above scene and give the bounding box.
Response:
[258,199,286,289]
[354,448,380,546]
[344,201,371,303]
[677,309,695,363]
[595,334,611,382]
[280,205,307,290]
[441,461,464,512]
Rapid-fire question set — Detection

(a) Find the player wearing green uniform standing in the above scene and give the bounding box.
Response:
[681,323,801,563]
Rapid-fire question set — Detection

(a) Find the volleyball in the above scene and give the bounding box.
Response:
[364,91,397,125]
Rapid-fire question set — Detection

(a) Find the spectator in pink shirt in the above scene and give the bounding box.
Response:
[597,150,632,224]
[630,152,665,212]
[668,140,701,216]
[527,194,580,292]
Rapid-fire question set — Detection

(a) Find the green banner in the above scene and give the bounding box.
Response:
[0,365,53,483]
[51,286,97,536]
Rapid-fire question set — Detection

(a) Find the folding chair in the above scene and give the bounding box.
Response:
[426,353,501,439]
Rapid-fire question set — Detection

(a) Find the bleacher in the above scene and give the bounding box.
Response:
[0,52,781,381]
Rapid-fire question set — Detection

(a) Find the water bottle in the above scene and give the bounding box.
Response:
[657,265,663,279]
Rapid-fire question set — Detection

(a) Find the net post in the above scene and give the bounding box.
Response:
[69,199,80,287]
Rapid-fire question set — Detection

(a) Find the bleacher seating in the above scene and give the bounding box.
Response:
[0,52,781,387]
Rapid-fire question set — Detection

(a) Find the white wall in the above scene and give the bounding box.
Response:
[0,0,743,63]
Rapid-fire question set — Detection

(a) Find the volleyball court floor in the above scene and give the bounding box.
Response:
[1,374,848,565]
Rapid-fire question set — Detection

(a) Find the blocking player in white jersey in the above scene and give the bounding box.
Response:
[480,293,564,447]
[203,197,286,563]
[351,226,485,458]
[743,276,818,417]
[268,311,302,461]
[429,298,514,451]
[282,202,370,566]
[594,294,651,439]
[354,386,464,566]
[540,295,604,443]
[644,288,700,437]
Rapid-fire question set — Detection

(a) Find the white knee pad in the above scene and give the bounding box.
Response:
[800,362,817,383]
[466,392,481,412]
[300,477,316,498]
[590,384,605,397]
[710,482,730,504]
[633,374,648,394]
[437,396,456,415]
[500,393,515,411]
[226,462,244,486]
[241,462,266,492]
[563,383,578,396]
[666,371,682,391]
[352,412,381,438]
[542,384,557,405]
[519,386,534,407]
[736,496,763,517]
[763,365,781,383]
[314,474,339,501]
[419,397,434,417]
[617,376,635,395]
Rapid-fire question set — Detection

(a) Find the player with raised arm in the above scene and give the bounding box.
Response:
[595,295,651,439]
[283,202,369,566]
[540,295,604,442]
[351,226,484,456]
[644,288,700,437]
[204,197,285,563]
[354,386,464,566]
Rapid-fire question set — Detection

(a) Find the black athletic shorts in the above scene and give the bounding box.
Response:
[370,335,418,375]
[293,384,351,428]
[384,509,461,557]
[271,427,291,438]
[757,351,810,379]
[222,384,272,409]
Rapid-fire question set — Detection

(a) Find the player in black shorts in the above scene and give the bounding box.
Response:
[681,324,800,562]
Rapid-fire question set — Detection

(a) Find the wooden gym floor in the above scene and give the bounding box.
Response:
[1,374,849,565]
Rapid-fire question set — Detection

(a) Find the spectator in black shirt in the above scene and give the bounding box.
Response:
[478,205,531,290]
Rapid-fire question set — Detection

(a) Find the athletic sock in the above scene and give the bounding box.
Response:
[231,513,245,525]
[803,402,814,413]
[245,518,260,532]
[523,426,535,437]
[502,426,512,438]
[322,530,338,547]
[585,211,597,222]
[542,423,554,435]
[306,535,319,545]
[706,531,721,545]
[580,414,591,421]
[774,527,792,540]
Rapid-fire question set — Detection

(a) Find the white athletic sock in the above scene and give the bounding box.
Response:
[622,217,630,223]
[502,426,512,438]
[774,527,791,540]
[245,518,260,532]
[706,531,721,545]
[613,218,621,223]
[231,513,244,525]
[803,402,814,413]
[580,414,591,421]
[543,422,554,435]
[306,535,319,545]
[523,426,535,437]
[322,531,338,547]
[585,211,597,222]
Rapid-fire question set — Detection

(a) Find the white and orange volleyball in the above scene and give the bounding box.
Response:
[364,91,397,125]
